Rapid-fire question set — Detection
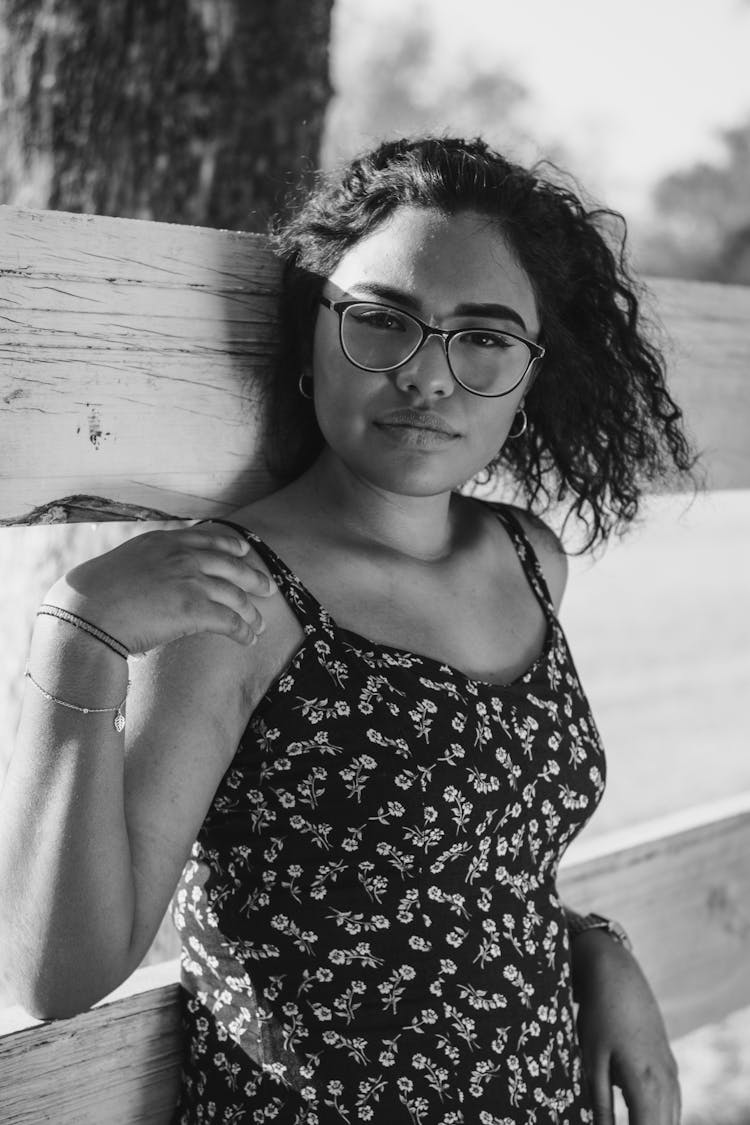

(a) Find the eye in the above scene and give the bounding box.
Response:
[458,330,515,349]
[350,306,409,332]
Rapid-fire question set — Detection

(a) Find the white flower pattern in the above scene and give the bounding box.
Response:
[171,506,603,1123]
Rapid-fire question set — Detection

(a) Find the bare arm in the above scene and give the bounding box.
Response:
[0,525,276,1018]
[571,927,680,1125]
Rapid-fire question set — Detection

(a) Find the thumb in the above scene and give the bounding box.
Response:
[588,1065,615,1125]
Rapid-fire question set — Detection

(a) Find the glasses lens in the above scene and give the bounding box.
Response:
[341,304,423,371]
[448,330,531,395]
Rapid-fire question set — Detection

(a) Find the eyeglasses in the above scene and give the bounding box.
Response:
[319,297,544,398]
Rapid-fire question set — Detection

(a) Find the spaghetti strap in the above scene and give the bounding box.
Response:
[487,503,559,621]
[196,517,329,634]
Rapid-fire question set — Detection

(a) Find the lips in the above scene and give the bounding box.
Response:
[375,409,459,437]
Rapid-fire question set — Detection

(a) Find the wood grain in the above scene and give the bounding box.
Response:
[2,803,749,1122]
[2,206,749,524]
[0,207,280,523]
[0,962,182,1124]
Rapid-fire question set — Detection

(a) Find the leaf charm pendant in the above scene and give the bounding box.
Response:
[114,709,126,733]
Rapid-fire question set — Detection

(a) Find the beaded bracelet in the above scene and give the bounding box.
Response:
[25,669,129,732]
[37,605,129,661]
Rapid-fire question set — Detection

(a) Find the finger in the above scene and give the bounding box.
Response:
[616,1066,679,1125]
[202,601,257,646]
[200,577,266,633]
[181,526,252,556]
[171,575,265,644]
[181,545,277,598]
[588,1066,615,1125]
[178,591,260,646]
[181,527,275,583]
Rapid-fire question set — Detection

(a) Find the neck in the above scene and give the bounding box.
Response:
[293,450,459,562]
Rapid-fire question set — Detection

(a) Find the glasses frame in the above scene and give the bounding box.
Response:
[319,296,545,398]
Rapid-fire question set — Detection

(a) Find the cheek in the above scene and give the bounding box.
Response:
[311,331,373,435]
[472,392,525,458]
[310,315,336,378]
[312,316,366,395]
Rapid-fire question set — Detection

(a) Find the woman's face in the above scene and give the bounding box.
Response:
[310,206,541,497]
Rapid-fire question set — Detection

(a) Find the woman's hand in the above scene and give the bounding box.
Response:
[572,929,681,1125]
[43,523,276,654]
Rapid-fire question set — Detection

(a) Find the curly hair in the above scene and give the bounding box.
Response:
[269,136,699,552]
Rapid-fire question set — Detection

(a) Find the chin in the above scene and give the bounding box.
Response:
[356,459,470,498]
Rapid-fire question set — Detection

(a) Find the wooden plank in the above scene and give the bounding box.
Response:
[0,961,182,1124]
[646,278,750,494]
[2,206,750,524]
[0,207,281,523]
[559,792,750,1039]
[2,802,749,1123]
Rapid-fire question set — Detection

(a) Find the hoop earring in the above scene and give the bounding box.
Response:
[508,407,527,439]
[298,372,314,400]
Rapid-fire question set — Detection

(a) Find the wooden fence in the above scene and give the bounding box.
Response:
[1,205,749,1123]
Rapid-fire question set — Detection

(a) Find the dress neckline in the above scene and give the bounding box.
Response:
[331,617,557,691]
[237,509,560,693]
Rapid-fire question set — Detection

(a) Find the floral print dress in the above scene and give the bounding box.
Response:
[171,505,605,1124]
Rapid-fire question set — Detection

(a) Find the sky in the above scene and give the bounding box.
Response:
[331,0,750,221]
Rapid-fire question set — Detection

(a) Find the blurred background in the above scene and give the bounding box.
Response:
[1,1,749,1120]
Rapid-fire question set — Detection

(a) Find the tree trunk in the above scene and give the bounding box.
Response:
[0,0,334,231]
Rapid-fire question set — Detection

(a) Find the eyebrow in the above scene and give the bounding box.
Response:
[348,282,529,333]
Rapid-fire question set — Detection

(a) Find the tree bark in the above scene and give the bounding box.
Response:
[0,0,334,231]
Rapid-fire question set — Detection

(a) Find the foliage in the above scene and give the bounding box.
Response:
[642,117,750,284]
[322,8,550,170]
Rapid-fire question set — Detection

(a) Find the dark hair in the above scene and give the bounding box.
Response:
[269,136,699,552]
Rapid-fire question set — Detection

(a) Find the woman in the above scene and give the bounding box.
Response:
[0,138,692,1123]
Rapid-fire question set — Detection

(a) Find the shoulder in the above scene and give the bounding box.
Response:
[196,514,307,711]
[498,503,569,612]
[131,518,285,732]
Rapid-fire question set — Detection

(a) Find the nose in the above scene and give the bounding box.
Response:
[392,333,455,399]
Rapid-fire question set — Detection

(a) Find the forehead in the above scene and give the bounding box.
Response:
[328,206,539,332]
